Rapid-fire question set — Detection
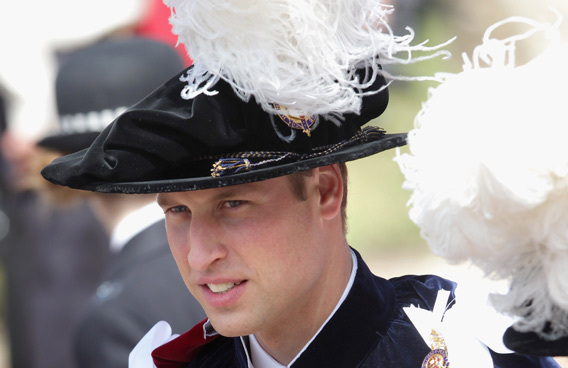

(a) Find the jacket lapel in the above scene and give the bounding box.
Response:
[152,319,220,367]
[290,250,396,367]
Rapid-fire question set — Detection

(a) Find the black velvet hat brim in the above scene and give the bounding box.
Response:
[44,132,406,194]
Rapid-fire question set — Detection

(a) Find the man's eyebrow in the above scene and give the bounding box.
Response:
[156,195,176,209]
[211,189,245,200]
[156,186,257,208]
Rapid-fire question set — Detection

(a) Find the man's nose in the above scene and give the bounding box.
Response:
[186,214,227,271]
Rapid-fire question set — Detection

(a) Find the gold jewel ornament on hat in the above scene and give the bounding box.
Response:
[273,103,316,137]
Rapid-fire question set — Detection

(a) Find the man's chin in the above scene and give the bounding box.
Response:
[208,314,256,338]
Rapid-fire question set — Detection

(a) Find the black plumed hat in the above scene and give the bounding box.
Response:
[37,37,184,153]
[41,65,406,194]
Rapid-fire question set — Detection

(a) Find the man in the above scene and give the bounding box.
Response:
[36,36,205,368]
[40,0,561,366]
[41,66,560,368]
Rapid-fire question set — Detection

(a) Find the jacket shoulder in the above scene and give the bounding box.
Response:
[388,274,457,310]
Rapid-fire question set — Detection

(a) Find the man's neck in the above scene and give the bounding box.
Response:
[251,247,356,366]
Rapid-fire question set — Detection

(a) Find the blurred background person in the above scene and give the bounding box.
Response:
[31,36,206,368]
[0,124,109,368]
[0,2,144,366]
[0,76,110,368]
[0,1,193,367]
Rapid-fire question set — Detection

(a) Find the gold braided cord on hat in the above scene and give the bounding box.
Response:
[209,126,385,177]
[211,154,293,177]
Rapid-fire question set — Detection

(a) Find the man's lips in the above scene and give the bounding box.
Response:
[207,281,243,293]
[200,280,248,308]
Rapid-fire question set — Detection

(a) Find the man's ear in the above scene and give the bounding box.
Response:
[316,164,343,221]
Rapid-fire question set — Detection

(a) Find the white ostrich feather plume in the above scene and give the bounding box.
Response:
[164,0,453,118]
[396,14,568,339]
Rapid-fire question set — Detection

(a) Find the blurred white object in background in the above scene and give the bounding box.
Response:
[0,0,145,140]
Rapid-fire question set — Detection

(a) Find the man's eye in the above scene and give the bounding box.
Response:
[223,200,243,208]
[168,205,188,214]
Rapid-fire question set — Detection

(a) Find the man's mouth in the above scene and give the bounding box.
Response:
[207,281,243,294]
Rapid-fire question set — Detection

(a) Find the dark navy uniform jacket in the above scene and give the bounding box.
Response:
[152,249,560,368]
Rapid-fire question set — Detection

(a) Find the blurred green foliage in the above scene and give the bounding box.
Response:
[346,7,462,255]
[346,1,568,256]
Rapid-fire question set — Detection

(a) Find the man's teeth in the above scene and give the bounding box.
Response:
[207,282,242,293]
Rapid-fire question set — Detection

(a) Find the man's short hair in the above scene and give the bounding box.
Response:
[287,163,348,233]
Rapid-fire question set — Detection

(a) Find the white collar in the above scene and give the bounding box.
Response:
[242,249,358,368]
[109,202,164,253]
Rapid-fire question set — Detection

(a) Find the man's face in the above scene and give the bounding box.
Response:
[157,172,336,338]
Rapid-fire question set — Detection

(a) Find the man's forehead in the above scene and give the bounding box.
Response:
[156,176,288,205]
[156,187,243,206]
